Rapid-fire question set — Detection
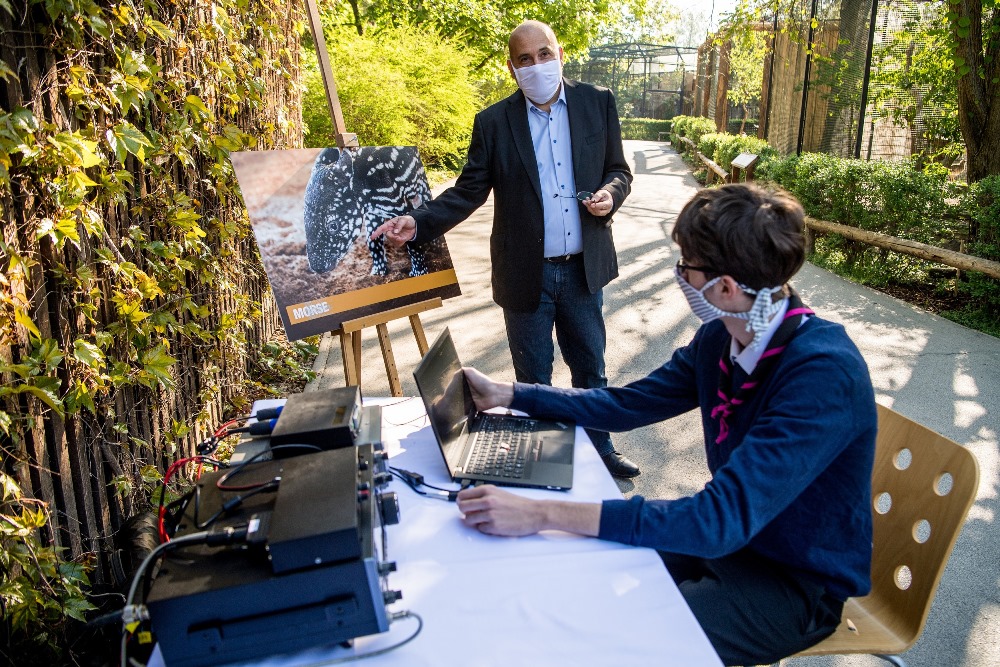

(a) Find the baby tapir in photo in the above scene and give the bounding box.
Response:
[302,146,438,277]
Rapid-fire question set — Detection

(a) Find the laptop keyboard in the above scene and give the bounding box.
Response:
[466,417,536,479]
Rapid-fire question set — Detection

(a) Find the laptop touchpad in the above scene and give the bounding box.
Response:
[535,436,573,464]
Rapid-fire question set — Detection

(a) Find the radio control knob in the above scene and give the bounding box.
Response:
[379,491,400,525]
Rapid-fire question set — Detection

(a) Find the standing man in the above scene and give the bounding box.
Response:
[453,184,877,666]
[373,20,638,477]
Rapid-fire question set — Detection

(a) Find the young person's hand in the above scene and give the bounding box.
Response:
[456,485,601,537]
[462,367,514,411]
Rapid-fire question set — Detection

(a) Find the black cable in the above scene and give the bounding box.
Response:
[158,457,225,541]
[279,611,423,666]
[216,443,322,491]
[389,467,462,494]
[195,479,280,530]
[120,531,210,667]
[388,469,461,501]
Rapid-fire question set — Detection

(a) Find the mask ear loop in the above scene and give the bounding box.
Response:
[741,285,787,349]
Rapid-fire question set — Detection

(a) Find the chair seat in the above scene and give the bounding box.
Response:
[796,597,917,657]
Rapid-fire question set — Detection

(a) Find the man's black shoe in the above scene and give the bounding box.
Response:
[601,451,641,478]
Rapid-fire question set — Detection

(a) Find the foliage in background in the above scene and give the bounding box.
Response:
[670,115,719,147]
[596,0,679,44]
[952,175,1000,335]
[303,24,480,169]
[620,118,673,140]
[0,474,94,659]
[318,0,679,129]
[697,132,775,171]
[723,0,1000,181]
[759,151,1000,330]
[1,1,302,660]
[669,124,999,335]
[759,152,961,242]
[325,0,627,75]
[723,8,767,134]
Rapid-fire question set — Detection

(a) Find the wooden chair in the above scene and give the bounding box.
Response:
[785,404,979,666]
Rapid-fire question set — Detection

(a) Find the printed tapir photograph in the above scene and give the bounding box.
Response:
[231,147,462,340]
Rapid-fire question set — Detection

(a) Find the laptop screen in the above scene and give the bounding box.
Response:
[413,329,476,471]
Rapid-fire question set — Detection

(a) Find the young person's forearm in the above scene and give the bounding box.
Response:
[541,500,601,537]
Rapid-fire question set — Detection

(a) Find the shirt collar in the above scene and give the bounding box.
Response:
[523,80,566,114]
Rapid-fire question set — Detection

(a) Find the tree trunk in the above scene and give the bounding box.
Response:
[953,1,1000,182]
[349,0,364,35]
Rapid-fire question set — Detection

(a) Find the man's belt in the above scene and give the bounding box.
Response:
[544,253,582,264]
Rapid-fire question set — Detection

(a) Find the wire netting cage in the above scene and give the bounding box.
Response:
[564,43,699,119]
[861,0,962,165]
[683,0,961,164]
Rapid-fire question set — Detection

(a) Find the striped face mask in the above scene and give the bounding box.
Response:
[674,265,786,350]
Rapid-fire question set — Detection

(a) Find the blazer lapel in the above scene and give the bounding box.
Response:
[563,79,587,186]
[506,90,542,204]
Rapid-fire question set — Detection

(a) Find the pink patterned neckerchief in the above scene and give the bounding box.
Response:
[711,289,814,444]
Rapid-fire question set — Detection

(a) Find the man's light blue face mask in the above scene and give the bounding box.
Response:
[674,263,785,350]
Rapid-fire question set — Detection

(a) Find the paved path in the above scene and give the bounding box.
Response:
[308,141,1000,667]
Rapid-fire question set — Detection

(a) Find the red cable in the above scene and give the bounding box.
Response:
[157,456,203,542]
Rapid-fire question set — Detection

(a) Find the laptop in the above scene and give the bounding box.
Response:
[413,328,575,490]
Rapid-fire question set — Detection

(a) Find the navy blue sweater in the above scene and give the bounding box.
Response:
[511,317,876,600]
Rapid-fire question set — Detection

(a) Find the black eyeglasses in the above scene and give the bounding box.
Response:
[676,260,719,276]
[552,191,594,201]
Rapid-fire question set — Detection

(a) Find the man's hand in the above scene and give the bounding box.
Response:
[583,188,614,222]
[370,215,416,248]
[462,367,514,412]
[456,485,601,537]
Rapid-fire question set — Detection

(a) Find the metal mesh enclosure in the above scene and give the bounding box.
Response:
[564,43,698,119]
[761,0,875,156]
[860,0,959,162]
[762,4,809,154]
[808,0,875,156]
[758,0,957,161]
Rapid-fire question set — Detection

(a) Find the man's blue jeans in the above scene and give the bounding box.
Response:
[502,256,614,457]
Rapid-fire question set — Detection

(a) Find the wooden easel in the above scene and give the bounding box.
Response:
[304,0,441,396]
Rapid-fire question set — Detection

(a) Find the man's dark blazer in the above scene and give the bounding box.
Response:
[410,78,632,313]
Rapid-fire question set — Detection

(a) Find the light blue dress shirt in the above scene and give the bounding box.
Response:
[524,87,583,258]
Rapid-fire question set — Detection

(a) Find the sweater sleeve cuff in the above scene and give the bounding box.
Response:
[509,382,537,414]
[598,497,644,543]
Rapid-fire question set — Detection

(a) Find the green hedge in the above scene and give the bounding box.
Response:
[714,135,776,173]
[757,152,1000,332]
[954,175,1000,333]
[695,132,776,171]
[670,115,717,148]
[620,118,673,141]
[697,132,726,163]
[758,153,957,243]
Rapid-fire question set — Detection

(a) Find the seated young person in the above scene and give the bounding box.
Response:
[455,183,877,666]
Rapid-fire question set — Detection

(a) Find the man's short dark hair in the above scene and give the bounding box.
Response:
[671,183,806,290]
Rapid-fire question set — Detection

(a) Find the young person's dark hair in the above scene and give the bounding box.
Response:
[671,184,806,290]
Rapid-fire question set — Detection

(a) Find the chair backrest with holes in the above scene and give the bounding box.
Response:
[865,404,979,649]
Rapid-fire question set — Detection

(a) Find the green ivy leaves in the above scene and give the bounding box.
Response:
[1,7,305,654]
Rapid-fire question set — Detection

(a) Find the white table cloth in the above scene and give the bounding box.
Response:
[148,397,721,667]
